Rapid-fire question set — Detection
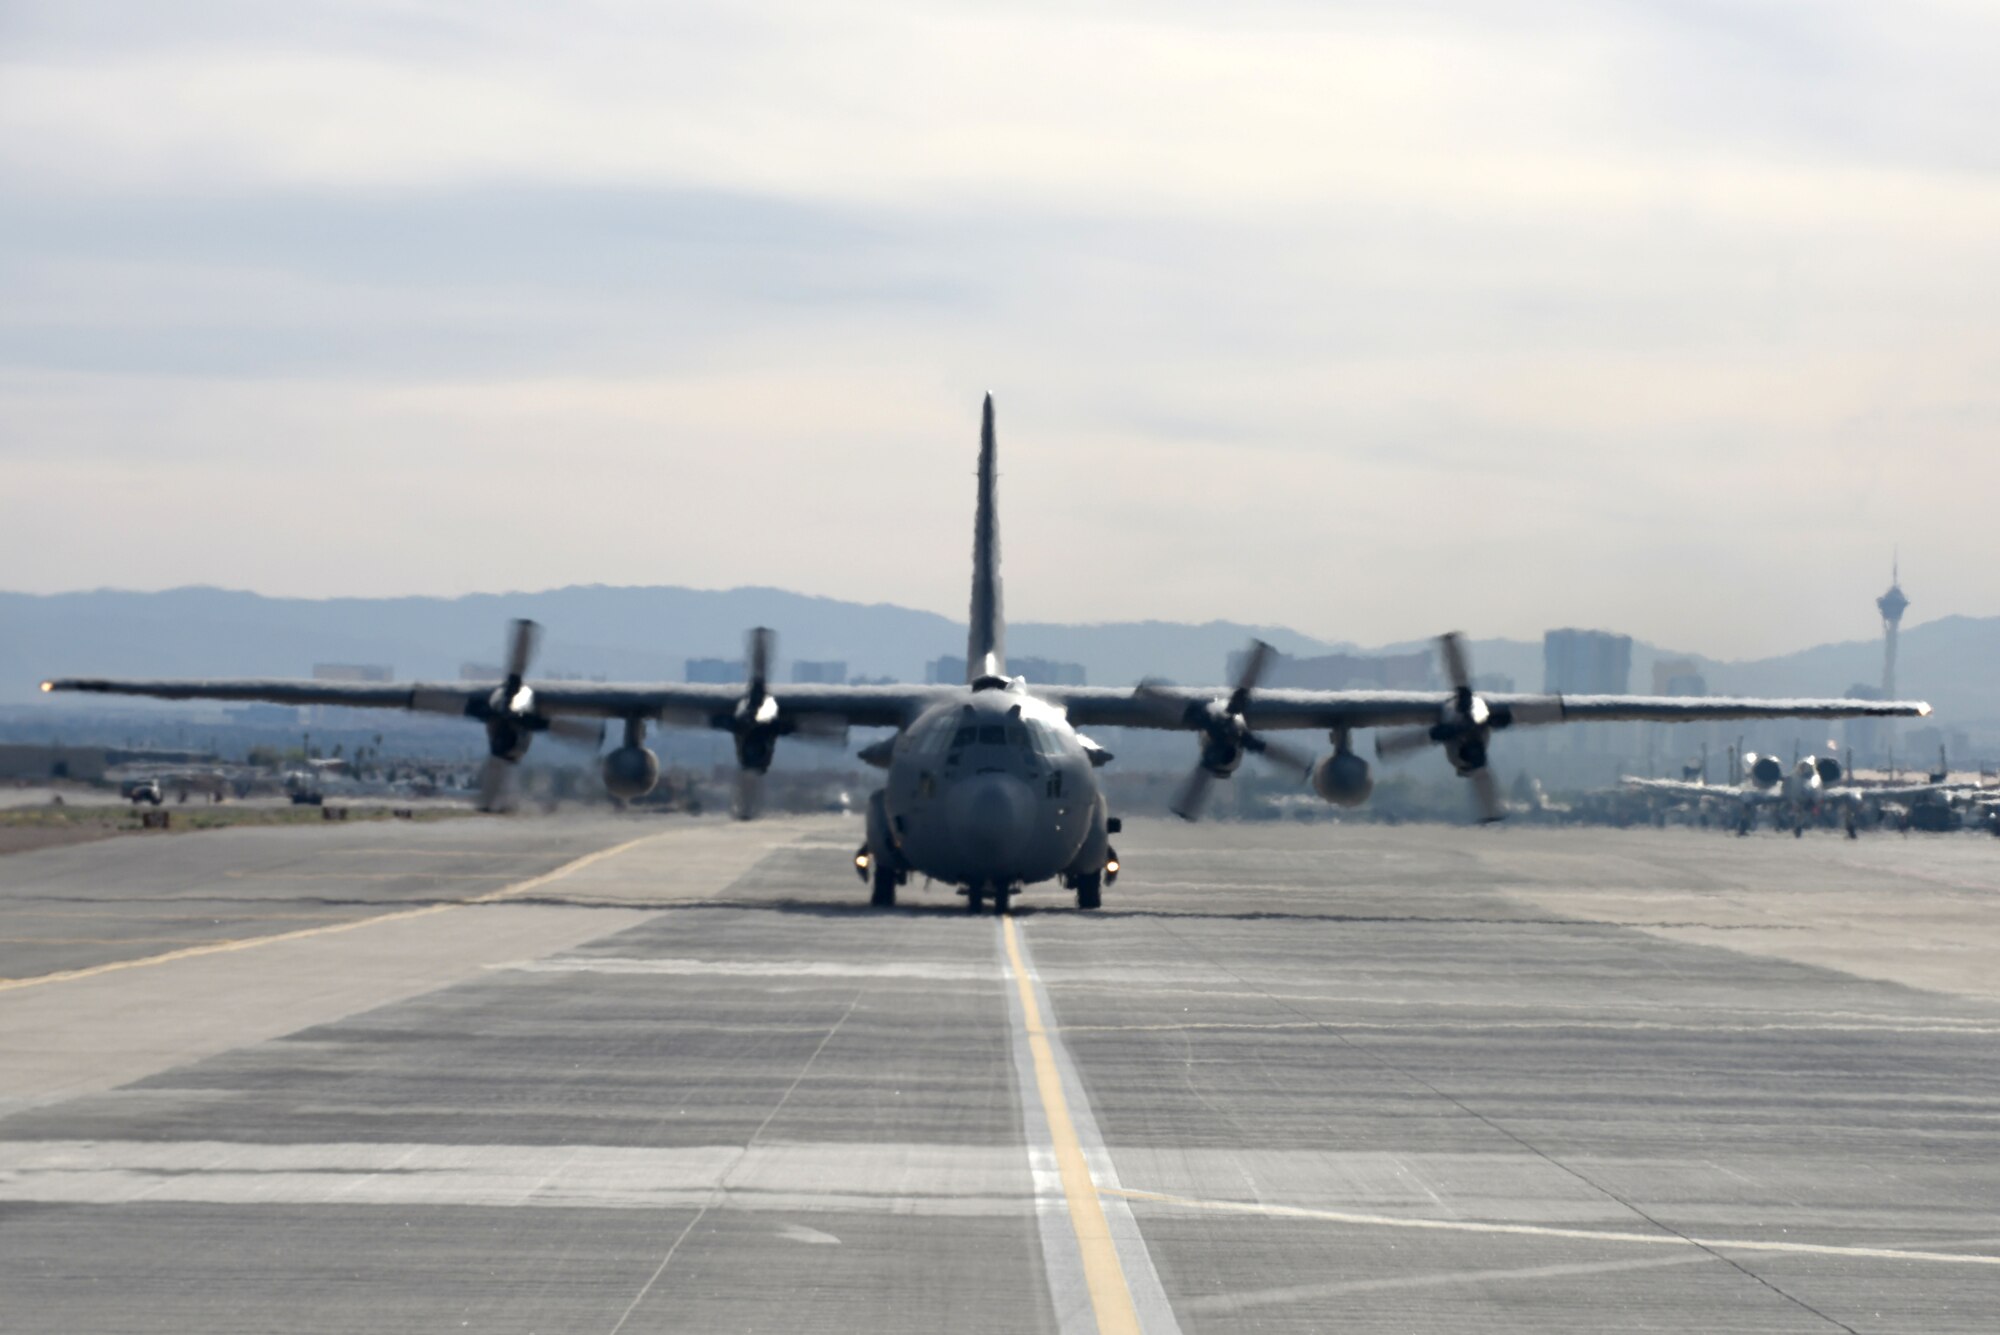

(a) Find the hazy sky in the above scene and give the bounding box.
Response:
[4,0,1996,658]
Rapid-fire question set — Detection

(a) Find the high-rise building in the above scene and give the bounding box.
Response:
[1013,657,1087,686]
[685,657,746,684]
[790,660,848,685]
[1650,658,1707,697]
[1542,629,1631,694]
[1877,558,1909,700]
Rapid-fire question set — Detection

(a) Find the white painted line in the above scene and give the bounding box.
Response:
[500,957,995,981]
[1188,1252,1709,1314]
[1108,1186,2000,1267]
[0,1140,1029,1215]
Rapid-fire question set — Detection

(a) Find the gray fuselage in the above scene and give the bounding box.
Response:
[875,682,1107,890]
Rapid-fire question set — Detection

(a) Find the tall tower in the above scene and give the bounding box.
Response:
[1877,556,1909,700]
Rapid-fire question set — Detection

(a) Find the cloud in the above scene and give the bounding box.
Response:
[2,0,1998,657]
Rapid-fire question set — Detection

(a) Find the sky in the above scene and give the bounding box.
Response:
[3,0,1997,659]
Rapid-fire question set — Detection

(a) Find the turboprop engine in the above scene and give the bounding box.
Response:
[601,720,660,800]
[1312,738,1374,807]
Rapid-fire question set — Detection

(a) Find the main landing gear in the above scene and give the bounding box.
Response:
[1064,845,1117,911]
[854,845,903,908]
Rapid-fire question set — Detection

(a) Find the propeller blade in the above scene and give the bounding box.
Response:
[476,756,513,812]
[746,626,774,699]
[1170,764,1215,822]
[1247,732,1314,777]
[505,619,541,685]
[1438,631,1472,694]
[1470,765,1505,823]
[1231,639,1275,701]
[1376,727,1436,760]
[544,717,605,749]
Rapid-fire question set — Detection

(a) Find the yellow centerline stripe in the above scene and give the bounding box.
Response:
[1002,915,1142,1335]
[0,834,662,993]
[1104,1186,2000,1267]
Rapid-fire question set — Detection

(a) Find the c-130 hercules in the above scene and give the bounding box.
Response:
[44,397,1930,912]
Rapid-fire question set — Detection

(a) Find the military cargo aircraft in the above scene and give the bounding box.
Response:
[44,396,1931,911]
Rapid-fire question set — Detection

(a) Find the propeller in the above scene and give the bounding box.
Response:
[412,618,603,812]
[721,627,847,820]
[1374,632,1558,824]
[1136,638,1314,821]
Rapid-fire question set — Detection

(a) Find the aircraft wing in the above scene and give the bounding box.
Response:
[1618,776,1766,803]
[42,676,953,732]
[45,677,442,711]
[1829,781,1982,802]
[43,677,1930,736]
[1621,777,1727,797]
[1048,687,1930,732]
[518,682,955,730]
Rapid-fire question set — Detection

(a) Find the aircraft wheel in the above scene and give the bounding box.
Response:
[965,890,984,913]
[992,890,1012,915]
[1075,872,1102,911]
[1794,825,1804,839]
[870,861,897,908]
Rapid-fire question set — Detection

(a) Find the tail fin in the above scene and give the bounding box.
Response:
[966,393,1005,684]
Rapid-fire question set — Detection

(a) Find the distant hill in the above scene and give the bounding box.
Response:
[5,585,1993,730]
[0,585,1346,702]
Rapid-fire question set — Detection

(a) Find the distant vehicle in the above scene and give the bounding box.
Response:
[43,397,1933,910]
[122,778,163,806]
[282,771,324,806]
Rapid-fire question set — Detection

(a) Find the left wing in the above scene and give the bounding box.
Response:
[1047,686,1930,732]
[42,676,953,732]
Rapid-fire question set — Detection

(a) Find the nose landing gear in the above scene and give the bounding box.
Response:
[962,883,1014,914]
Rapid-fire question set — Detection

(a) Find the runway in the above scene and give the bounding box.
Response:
[3,815,1998,1333]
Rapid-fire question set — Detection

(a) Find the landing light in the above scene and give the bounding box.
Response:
[1105,859,1120,875]
[855,852,870,869]
[39,681,53,693]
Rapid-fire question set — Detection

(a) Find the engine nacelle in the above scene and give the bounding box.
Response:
[1814,756,1843,784]
[1749,754,1783,787]
[1312,750,1374,806]
[486,716,529,763]
[601,745,660,800]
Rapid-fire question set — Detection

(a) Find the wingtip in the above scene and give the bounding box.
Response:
[39,680,52,693]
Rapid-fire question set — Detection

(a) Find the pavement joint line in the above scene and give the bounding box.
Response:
[1002,916,1144,1335]
[1104,1186,2000,1266]
[0,833,665,993]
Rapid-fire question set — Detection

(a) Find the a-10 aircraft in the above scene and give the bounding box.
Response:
[44,396,1931,911]
[1625,746,1979,837]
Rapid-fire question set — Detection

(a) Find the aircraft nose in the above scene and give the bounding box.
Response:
[946,772,1038,874]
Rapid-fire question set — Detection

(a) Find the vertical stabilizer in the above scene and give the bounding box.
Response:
[966,394,1005,683]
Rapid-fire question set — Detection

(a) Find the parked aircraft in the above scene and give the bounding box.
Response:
[1625,748,1975,837]
[44,397,1931,909]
